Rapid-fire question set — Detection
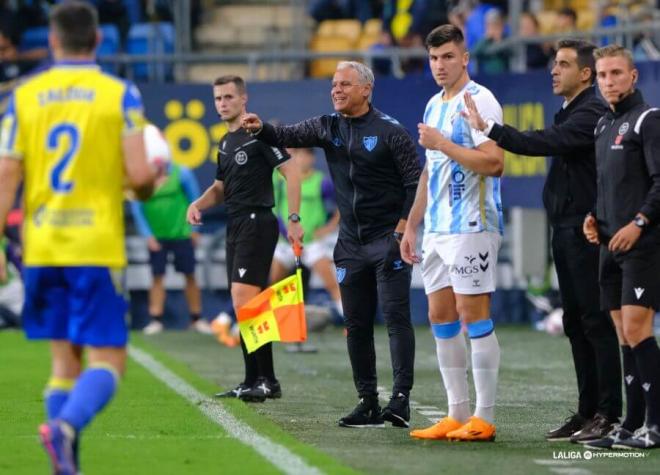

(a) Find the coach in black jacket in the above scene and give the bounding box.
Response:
[464,39,621,442]
[583,45,660,450]
[242,61,421,429]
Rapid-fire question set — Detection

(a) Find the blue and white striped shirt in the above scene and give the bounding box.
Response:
[423,80,504,236]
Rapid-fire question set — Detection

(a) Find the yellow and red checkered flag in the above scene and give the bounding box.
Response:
[237,243,306,353]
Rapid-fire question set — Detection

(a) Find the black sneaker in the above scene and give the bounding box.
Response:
[570,413,616,444]
[584,425,635,450]
[338,396,384,428]
[214,382,251,399]
[239,378,282,403]
[612,425,660,450]
[381,392,410,428]
[546,413,587,441]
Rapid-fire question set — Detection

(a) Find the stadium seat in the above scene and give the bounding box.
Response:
[97,24,121,74]
[126,22,175,81]
[576,9,596,31]
[536,10,558,35]
[363,18,383,36]
[357,33,380,50]
[315,19,361,45]
[309,36,354,78]
[19,26,49,52]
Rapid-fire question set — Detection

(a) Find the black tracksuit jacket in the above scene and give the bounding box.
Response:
[594,89,660,240]
[256,106,421,244]
[488,86,607,226]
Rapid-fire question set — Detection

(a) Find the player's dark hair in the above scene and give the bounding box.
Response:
[213,75,247,95]
[556,38,597,84]
[425,24,465,51]
[49,1,98,54]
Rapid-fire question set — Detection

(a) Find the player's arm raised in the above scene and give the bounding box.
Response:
[418,124,504,177]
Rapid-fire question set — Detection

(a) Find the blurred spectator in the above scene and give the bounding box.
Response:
[383,0,448,41]
[555,7,577,32]
[98,0,130,41]
[370,30,396,76]
[519,11,551,70]
[632,7,660,61]
[472,8,509,75]
[0,22,45,83]
[309,0,379,23]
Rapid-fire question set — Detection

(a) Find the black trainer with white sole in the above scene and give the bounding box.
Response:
[612,425,660,450]
[214,382,251,399]
[584,425,635,450]
[338,397,384,428]
[546,413,586,442]
[239,378,282,403]
[381,393,410,428]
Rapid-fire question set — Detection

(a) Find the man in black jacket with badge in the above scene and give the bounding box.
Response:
[463,39,622,442]
[583,45,660,450]
[242,61,421,429]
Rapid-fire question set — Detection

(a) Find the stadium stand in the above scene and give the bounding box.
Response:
[126,21,174,81]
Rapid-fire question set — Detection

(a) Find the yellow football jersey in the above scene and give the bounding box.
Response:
[0,61,146,266]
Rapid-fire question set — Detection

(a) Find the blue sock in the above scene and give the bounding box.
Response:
[44,377,75,420]
[58,366,118,432]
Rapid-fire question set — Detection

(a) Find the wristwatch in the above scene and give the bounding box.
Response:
[393,231,403,242]
[633,215,648,230]
[288,213,301,223]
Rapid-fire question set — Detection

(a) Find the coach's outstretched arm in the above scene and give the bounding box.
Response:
[242,113,326,149]
[462,92,601,157]
[400,166,428,265]
[418,123,504,177]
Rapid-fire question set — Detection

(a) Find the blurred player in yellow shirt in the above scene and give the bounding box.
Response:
[0,2,157,474]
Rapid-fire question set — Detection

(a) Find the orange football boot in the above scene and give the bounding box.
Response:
[410,416,463,440]
[445,416,496,442]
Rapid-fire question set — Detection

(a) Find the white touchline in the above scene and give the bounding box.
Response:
[129,346,324,475]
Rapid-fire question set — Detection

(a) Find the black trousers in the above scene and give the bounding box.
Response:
[334,234,415,398]
[552,226,622,420]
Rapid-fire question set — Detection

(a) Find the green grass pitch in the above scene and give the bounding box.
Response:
[1,326,656,474]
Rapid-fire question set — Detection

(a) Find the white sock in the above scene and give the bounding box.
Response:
[435,333,470,422]
[470,332,500,423]
[333,299,343,316]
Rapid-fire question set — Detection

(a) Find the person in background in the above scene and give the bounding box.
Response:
[0,3,157,473]
[131,143,211,336]
[271,147,342,319]
[472,8,509,75]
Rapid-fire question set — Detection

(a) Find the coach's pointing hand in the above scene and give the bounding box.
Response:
[241,113,263,134]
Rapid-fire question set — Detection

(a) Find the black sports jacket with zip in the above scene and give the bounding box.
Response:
[594,89,660,239]
[255,106,421,244]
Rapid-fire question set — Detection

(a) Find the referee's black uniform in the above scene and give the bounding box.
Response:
[593,88,660,440]
[255,106,421,416]
[487,86,622,431]
[217,128,291,395]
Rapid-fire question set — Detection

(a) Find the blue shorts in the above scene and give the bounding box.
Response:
[149,238,196,276]
[22,267,128,347]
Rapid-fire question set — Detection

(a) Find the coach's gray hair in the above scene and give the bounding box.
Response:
[336,61,374,101]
